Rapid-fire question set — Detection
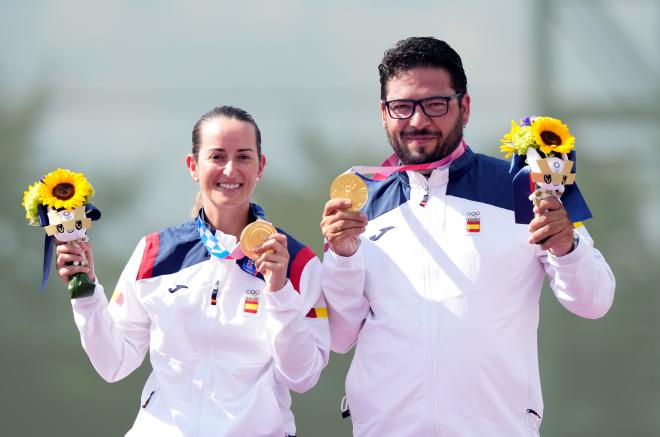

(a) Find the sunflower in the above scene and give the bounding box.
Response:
[38,168,94,210]
[22,182,43,225]
[500,120,535,158]
[531,117,575,156]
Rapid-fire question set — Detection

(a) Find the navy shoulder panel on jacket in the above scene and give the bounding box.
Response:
[362,173,411,221]
[447,150,515,211]
[137,220,208,280]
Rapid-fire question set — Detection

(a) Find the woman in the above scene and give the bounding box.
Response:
[56,106,330,436]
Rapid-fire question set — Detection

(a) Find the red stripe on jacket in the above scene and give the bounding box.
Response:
[289,246,315,293]
[137,232,160,280]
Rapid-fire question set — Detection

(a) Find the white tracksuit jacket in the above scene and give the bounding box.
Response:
[321,147,615,437]
[71,206,329,437]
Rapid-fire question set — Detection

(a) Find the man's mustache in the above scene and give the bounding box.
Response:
[401,128,441,137]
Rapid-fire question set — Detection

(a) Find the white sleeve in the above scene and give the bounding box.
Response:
[70,238,151,382]
[262,256,330,393]
[540,225,615,319]
[321,246,369,353]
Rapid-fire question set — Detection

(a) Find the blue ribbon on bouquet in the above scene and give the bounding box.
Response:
[509,150,592,224]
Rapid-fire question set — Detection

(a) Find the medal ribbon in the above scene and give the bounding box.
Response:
[348,140,467,180]
[196,213,245,260]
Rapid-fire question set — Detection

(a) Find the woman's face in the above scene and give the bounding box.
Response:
[187,117,265,214]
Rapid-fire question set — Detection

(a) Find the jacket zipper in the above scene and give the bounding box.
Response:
[417,177,438,436]
[192,267,225,436]
[210,280,220,305]
[420,187,429,207]
[428,183,442,437]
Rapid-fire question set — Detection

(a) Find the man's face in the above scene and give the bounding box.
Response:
[381,67,470,165]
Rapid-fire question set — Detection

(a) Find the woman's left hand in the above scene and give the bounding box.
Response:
[253,233,290,292]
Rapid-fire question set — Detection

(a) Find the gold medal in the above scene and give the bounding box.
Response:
[330,173,368,211]
[240,220,277,260]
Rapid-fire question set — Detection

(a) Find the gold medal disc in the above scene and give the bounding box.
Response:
[240,220,277,260]
[330,173,368,211]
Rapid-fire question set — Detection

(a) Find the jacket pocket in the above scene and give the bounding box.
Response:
[141,390,156,408]
[139,372,159,409]
[526,408,542,434]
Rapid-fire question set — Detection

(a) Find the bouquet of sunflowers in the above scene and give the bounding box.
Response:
[22,168,101,298]
[499,116,591,224]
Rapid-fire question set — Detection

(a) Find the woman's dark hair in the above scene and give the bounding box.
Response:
[191,105,262,159]
[190,105,262,216]
[378,37,467,100]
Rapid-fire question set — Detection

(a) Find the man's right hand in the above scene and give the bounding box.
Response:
[320,199,368,257]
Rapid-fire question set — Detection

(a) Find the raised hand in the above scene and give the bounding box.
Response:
[320,199,368,257]
[253,233,290,292]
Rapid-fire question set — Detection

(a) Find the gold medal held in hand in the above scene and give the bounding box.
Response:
[330,173,368,211]
[240,220,277,260]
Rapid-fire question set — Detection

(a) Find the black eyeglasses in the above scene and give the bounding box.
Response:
[384,93,464,119]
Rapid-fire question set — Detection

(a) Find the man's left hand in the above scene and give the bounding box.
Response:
[528,197,574,257]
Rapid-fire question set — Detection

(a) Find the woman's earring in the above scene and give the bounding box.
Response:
[193,175,199,182]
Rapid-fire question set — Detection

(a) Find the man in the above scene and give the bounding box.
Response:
[320,37,615,437]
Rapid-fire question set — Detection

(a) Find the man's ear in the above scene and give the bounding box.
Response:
[380,100,388,128]
[460,93,471,125]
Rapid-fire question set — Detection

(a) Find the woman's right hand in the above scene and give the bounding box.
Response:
[56,240,96,284]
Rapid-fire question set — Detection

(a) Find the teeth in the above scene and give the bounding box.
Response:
[217,183,240,189]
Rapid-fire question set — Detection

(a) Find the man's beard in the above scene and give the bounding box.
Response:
[387,114,464,165]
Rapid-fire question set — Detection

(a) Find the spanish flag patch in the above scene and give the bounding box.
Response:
[466,218,480,233]
[465,211,481,234]
[111,289,124,306]
[244,297,259,314]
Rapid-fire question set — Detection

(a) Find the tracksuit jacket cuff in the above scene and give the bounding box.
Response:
[546,233,587,267]
[70,281,107,311]
[324,244,364,269]
[262,281,300,312]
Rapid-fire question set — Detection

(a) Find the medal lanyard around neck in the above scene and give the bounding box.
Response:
[348,140,467,179]
[195,215,245,260]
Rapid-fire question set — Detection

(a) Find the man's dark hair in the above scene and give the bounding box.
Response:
[191,105,262,159]
[378,37,467,100]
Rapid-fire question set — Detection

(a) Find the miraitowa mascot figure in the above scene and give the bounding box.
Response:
[527,147,575,204]
[22,168,101,298]
[500,116,592,225]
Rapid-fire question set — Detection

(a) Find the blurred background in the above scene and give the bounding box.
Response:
[2,0,659,435]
